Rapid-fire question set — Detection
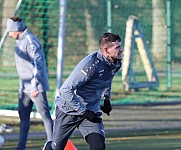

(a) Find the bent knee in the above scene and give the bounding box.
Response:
[86,133,105,150]
[93,142,105,150]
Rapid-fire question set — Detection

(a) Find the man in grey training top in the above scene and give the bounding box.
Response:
[7,16,53,150]
[43,32,123,150]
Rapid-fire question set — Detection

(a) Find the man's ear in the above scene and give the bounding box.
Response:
[104,47,110,54]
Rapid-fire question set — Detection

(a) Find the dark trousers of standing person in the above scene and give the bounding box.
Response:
[16,92,53,150]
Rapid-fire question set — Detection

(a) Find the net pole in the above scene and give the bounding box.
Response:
[0,0,23,49]
[166,0,172,90]
[56,0,67,97]
[54,3,77,149]
[107,0,112,33]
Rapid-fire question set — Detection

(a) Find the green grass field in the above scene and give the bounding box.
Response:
[1,129,181,150]
[1,104,181,150]
[0,74,181,109]
[0,69,181,150]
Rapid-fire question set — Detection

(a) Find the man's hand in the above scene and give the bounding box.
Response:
[31,90,39,98]
[101,100,112,116]
[83,110,102,123]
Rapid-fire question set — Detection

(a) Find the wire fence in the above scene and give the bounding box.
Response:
[0,0,181,110]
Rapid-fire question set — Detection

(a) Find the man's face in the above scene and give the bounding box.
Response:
[106,41,123,62]
[8,31,19,39]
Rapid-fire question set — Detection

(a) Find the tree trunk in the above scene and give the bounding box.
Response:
[152,0,167,59]
[1,0,18,66]
[84,1,99,54]
[85,8,98,54]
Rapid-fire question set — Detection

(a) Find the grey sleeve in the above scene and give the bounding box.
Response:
[60,59,96,115]
[27,40,44,91]
[103,82,112,100]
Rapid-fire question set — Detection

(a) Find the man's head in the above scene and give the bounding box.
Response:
[99,33,123,63]
[7,17,26,39]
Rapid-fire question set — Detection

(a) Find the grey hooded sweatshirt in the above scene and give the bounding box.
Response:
[56,50,121,115]
[15,28,49,93]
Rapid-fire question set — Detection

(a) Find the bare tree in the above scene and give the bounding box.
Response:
[152,0,167,58]
[84,1,99,54]
[1,0,18,66]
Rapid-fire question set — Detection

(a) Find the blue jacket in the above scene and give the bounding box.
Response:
[56,50,121,115]
[15,28,49,93]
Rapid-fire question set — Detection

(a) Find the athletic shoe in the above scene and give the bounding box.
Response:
[42,141,53,150]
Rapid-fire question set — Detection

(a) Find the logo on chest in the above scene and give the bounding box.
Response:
[111,68,117,75]
[99,69,104,77]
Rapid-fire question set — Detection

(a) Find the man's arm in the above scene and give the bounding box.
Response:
[27,38,45,97]
[60,65,91,115]
[101,82,113,116]
[60,56,99,115]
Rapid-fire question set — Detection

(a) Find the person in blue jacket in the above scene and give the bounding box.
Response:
[7,17,53,150]
[43,32,123,150]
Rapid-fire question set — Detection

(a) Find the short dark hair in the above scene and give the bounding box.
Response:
[10,16,22,22]
[99,33,121,49]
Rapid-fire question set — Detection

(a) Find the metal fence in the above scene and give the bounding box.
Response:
[0,0,181,109]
